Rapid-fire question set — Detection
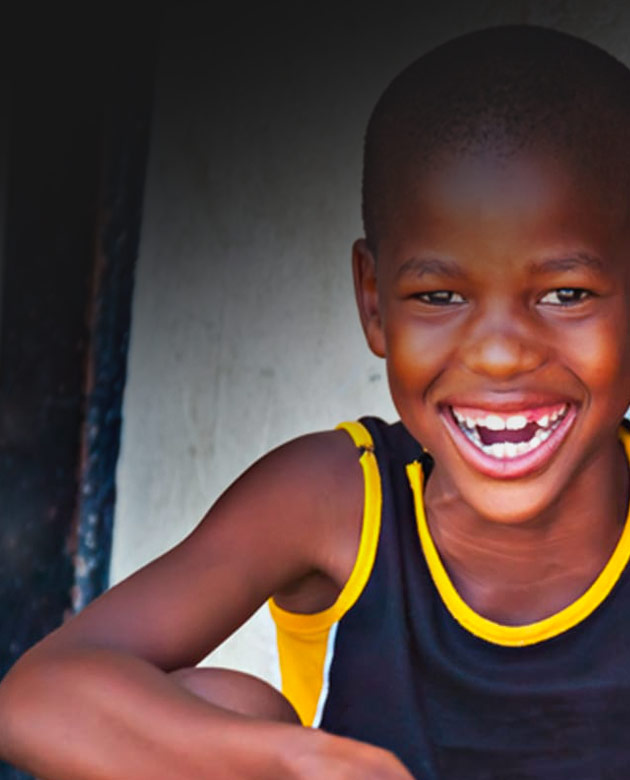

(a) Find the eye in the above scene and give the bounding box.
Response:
[538,288,592,306]
[416,290,466,306]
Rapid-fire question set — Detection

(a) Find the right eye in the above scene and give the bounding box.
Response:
[415,290,466,306]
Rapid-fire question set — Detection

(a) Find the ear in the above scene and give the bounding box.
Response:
[352,238,386,358]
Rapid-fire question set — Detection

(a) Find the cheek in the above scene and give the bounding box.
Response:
[562,311,630,409]
[383,315,454,401]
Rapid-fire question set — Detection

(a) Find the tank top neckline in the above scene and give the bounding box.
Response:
[406,427,630,647]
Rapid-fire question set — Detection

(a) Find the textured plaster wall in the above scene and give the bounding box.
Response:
[112,2,630,683]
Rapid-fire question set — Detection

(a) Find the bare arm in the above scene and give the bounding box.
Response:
[0,431,414,779]
[0,644,305,779]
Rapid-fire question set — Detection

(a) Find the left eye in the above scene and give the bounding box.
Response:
[538,288,592,306]
[417,290,466,305]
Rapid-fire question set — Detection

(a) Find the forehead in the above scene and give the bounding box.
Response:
[380,149,630,275]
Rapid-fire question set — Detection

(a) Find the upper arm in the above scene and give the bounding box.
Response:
[35,428,363,671]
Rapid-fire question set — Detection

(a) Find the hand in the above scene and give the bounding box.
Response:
[284,729,415,779]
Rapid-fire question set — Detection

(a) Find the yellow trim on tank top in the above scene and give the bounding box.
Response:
[269,420,382,633]
[406,426,630,647]
[268,421,382,725]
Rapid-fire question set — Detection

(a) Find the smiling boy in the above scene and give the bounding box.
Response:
[3,23,630,780]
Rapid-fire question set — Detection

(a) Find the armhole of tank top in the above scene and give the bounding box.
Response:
[268,419,382,634]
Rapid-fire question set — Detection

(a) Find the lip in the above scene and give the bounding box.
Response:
[439,392,576,413]
[439,401,579,480]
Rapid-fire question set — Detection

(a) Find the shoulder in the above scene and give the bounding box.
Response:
[248,424,367,613]
[193,423,367,592]
[259,425,366,573]
[222,425,363,521]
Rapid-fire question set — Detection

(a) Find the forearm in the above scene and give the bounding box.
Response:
[0,645,306,780]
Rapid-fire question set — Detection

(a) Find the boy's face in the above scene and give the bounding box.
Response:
[355,150,630,523]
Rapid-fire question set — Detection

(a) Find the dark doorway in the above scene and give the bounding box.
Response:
[1,8,156,778]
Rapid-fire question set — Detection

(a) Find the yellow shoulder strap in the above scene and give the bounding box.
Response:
[268,420,382,724]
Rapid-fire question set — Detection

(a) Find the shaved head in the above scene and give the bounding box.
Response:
[362,26,630,253]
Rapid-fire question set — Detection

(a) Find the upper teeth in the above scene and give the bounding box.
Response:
[453,407,565,431]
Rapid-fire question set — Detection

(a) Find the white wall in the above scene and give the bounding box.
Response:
[111,1,630,683]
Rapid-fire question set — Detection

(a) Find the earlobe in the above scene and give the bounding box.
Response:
[352,239,386,358]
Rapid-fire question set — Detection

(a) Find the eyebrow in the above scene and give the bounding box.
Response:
[395,256,464,280]
[395,252,606,280]
[527,252,605,275]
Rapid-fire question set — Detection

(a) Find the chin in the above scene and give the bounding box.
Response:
[451,468,573,526]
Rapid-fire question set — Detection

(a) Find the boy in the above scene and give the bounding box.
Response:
[2,22,630,779]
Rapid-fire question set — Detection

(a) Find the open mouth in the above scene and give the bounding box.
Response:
[441,401,577,479]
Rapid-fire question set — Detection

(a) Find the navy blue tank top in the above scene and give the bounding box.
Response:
[272,417,630,778]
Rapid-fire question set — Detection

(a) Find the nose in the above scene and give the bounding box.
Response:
[459,311,547,380]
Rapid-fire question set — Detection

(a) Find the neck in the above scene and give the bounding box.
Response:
[423,437,629,625]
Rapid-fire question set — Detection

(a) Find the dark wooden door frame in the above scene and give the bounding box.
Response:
[1,8,156,777]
